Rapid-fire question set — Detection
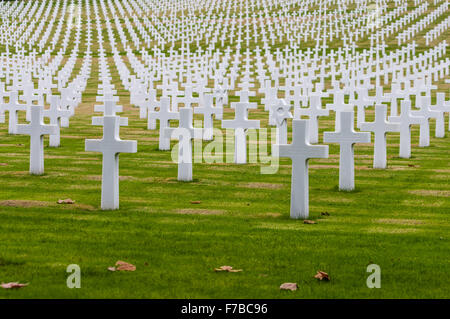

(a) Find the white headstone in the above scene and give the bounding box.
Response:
[324,111,371,190]
[222,102,260,164]
[297,95,329,144]
[16,105,57,175]
[361,105,400,169]
[166,108,203,181]
[4,91,27,134]
[43,95,71,147]
[432,92,448,138]
[389,100,424,158]
[85,116,137,210]
[148,97,179,150]
[277,120,328,219]
[411,96,440,147]
[194,93,222,141]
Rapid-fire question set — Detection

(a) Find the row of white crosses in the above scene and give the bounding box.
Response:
[111,0,446,103]
[0,29,92,174]
[0,91,88,174]
[84,19,137,210]
[122,39,446,111]
[110,2,450,126]
[3,0,449,89]
[2,0,450,216]
[119,40,446,136]
[139,78,450,220]
[271,78,450,218]
[99,0,371,52]
[2,89,89,175]
[124,57,450,216]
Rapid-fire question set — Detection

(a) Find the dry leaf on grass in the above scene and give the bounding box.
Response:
[280,283,298,291]
[0,163,8,166]
[303,220,316,224]
[314,271,330,281]
[190,201,201,204]
[1,282,29,289]
[108,261,136,272]
[214,265,242,272]
[57,198,75,204]
[320,212,330,216]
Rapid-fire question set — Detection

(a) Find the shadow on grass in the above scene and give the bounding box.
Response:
[0,257,26,267]
[331,185,362,193]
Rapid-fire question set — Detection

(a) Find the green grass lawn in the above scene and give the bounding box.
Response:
[0,79,449,298]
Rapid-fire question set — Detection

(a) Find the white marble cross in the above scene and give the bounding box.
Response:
[389,100,424,158]
[296,95,329,144]
[436,93,450,131]
[277,120,328,219]
[59,87,77,127]
[21,83,42,122]
[148,97,179,150]
[213,84,227,115]
[85,116,137,210]
[412,96,440,147]
[4,91,27,134]
[17,105,57,175]
[323,111,371,190]
[178,85,199,109]
[326,92,353,132]
[433,92,448,137]
[0,82,10,123]
[165,108,203,181]
[92,100,128,126]
[351,88,374,128]
[43,95,71,147]
[233,90,255,107]
[262,87,278,126]
[167,82,182,111]
[94,99,123,116]
[222,102,260,164]
[361,105,400,169]
[146,89,160,129]
[194,93,222,141]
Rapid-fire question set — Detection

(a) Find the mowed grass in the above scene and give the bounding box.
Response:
[0,73,449,298]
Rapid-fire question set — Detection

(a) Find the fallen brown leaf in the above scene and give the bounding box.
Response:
[320,212,330,216]
[57,198,75,204]
[303,220,316,224]
[280,283,298,291]
[314,271,330,281]
[214,265,242,272]
[115,261,136,271]
[108,261,136,272]
[1,282,29,289]
[0,163,8,166]
[190,201,201,204]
